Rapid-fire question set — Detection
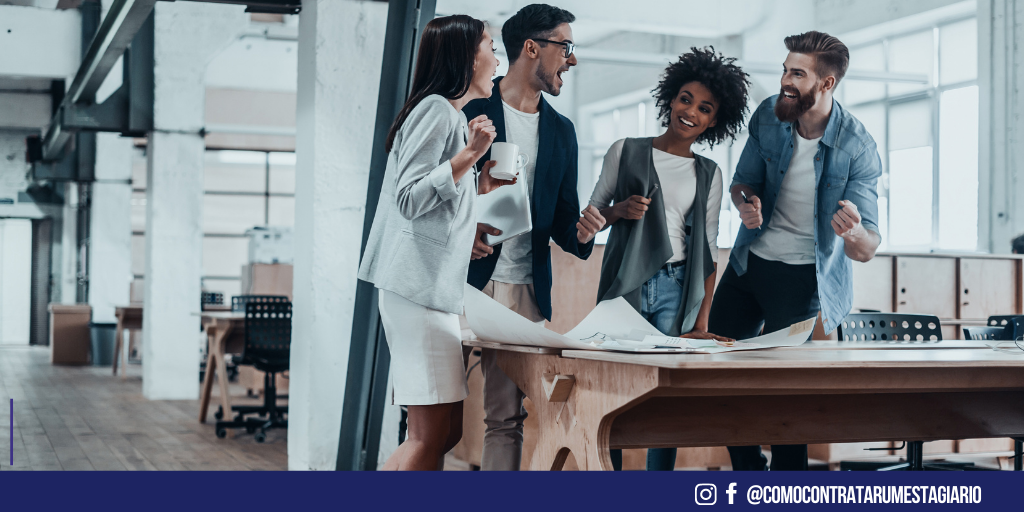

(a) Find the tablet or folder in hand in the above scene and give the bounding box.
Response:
[476,169,532,246]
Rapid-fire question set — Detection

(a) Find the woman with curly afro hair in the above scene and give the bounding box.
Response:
[589,47,750,471]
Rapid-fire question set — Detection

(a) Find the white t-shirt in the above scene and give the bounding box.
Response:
[590,139,722,263]
[750,130,820,264]
[490,101,540,285]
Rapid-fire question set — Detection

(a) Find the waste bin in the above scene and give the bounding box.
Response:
[90,322,117,366]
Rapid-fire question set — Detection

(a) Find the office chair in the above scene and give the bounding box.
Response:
[963,326,1010,340]
[837,313,942,343]
[231,294,288,312]
[985,315,1024,471]
[837,313,984,470]
[988,315,1024,339]
[201,291,224,308]
[215,296,291,443]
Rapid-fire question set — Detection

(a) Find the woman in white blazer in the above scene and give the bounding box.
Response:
[358,15,511,470]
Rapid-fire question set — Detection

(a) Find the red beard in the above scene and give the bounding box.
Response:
[774,85,817,123]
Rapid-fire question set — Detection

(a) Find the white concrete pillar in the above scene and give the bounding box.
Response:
[978,0,1024,253]
[142,1,247,400]
[59,182,79,304]
[290,0,387,470]
[88,133,133,323]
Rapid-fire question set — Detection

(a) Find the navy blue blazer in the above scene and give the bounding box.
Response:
[464,77,594,321]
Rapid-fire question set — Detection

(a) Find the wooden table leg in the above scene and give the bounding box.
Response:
[205,319,236,425]
[214,328,233,425]
[199,325,218,423]
[496,352,661,471]
[112,320,124,377]
[120,327,130,381]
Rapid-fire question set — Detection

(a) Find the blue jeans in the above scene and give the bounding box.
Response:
[610,264,685,471]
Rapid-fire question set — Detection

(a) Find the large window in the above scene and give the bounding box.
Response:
[837,17,978,251]
[577,16,979,253]
[131,149,297,299]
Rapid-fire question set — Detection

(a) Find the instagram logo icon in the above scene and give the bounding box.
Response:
[695,484,717,505]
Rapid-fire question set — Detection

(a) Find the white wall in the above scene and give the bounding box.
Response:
[978,0,1024,253]
[0,5,80,80]
[0,219,32,345]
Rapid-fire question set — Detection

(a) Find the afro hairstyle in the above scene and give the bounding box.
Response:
[652,47,751,149]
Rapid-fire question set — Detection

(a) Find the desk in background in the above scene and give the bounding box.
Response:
[112,305,143,379]
[198,312,246,423]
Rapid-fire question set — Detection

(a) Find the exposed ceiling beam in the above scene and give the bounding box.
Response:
[40,0,156,160]
[66,0,156,105]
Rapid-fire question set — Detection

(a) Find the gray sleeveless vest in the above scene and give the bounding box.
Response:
[596,137,717,336]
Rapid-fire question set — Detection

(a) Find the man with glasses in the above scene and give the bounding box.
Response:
[463,3,605,471]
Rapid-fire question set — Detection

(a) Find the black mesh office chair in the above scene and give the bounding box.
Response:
[988,315,1024,339]
[231,294,288,312]
[837,313,942,343]
[963,326,1008,340]
[984,316,1024,471]
[201,291,224,308]
[837,313,983,470]
[215,296,291,443]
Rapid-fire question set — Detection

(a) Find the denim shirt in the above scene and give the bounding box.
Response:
[729,95,882,334]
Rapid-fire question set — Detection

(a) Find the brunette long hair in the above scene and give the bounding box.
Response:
[385,15,486,153]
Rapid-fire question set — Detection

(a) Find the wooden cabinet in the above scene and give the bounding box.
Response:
[852,256,894,312]
[959,258,1021,320]
[894,256,957,319]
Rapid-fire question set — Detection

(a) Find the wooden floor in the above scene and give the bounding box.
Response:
[0,346,287,471]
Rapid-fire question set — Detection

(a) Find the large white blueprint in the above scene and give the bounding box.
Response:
[463,284,815,354]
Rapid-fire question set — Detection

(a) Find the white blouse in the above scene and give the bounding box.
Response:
[590,139,722,263]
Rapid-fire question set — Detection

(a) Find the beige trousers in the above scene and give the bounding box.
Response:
[475,281,544,471]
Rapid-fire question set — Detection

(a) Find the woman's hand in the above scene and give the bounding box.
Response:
[613,195,650,220]
[681,329,734,342]
[478,160,517,195]
[466,114,496,159]
[450,115,497,182]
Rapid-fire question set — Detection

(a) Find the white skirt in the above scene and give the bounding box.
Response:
[378,289,469,405]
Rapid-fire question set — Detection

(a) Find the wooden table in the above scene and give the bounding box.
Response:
[112,305,144,379]
[198,312,246,423]
[469,339,1024,470]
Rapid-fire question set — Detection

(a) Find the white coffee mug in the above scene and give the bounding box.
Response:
[488,142,529,180]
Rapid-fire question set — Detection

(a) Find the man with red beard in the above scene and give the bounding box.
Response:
[708,31,882,471]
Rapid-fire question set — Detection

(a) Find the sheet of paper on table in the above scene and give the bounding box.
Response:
[463,284,815,353]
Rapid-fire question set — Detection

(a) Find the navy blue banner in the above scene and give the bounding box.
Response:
[0,471,1020,510]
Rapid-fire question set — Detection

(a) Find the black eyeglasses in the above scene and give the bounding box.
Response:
[532,39,575,58]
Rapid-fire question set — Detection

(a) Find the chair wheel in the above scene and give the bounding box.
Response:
[254,431,267,443]
[214,408,223,420]
[216,428,227,439]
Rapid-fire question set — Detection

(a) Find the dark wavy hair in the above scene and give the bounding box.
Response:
[385,15,486,153]
[501,4,575,64]
[652,47,751,149]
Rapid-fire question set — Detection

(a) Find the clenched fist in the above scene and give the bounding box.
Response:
[738,194,763,229]
[613,195,650,221]
[831,200,864,238]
